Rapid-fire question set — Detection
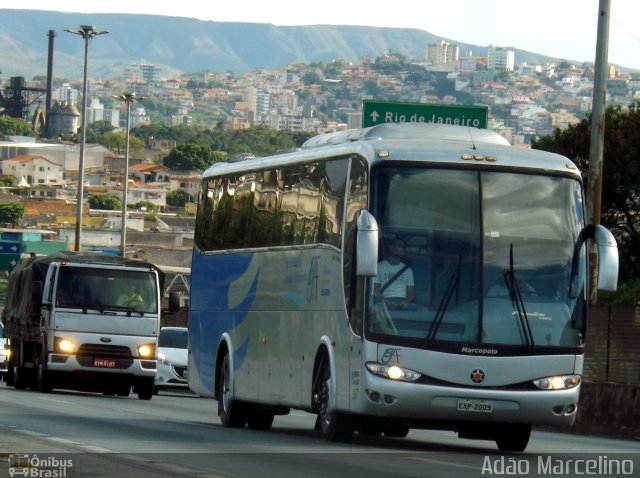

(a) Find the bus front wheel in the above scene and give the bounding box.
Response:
[316,366,353,442]
[218,353,247,428]
[495,424,531,452]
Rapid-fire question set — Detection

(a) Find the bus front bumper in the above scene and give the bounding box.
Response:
[356,373,580,426]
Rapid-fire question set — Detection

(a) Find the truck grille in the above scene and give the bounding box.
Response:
[77,344,133,358]
[76,344,134,369]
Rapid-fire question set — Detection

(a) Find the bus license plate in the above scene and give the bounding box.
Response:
[457,399,493,413]
[93,358,117,368]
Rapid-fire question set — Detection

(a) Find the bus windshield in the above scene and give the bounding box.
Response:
[368,167,586,350]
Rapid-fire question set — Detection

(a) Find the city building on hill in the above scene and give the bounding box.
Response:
[487,45,515,71]
[0,154,64,187]
[129,163,170,183]
[85,98,120,129]
[426,41,459,65]
[168,170,201,201]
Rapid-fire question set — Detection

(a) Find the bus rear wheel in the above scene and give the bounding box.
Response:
[218,353,247,428]
[316,366,353,442]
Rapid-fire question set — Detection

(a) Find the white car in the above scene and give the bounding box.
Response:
[154,327,188,394]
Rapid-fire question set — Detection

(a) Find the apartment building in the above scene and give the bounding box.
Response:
[487,45,515,71]
[426,41,459,65]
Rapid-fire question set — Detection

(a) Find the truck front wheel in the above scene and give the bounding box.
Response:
[136,378,154,400]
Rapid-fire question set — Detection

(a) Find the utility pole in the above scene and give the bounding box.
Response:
[114,93,143,257]
[65,25,109,252]
[587,0,610,304]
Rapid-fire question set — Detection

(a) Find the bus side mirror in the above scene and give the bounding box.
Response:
[356,210,379,277]
[593,225,618,292]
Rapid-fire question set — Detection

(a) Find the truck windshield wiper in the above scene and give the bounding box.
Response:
[503,244,535,351]
[98,305,146,317]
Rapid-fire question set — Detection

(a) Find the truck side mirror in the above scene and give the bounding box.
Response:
[168,291,181,313]
[32,281,44,304]
[356,210,379,277]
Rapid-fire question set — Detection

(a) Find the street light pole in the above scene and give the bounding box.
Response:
[114,93,143,257]
[65,25,108,252]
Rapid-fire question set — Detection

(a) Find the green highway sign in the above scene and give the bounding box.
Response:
[0,253,20,271]
[362,100,488,129]
[0,241,21,254]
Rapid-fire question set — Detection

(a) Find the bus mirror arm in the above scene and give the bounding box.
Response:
[356,210,379,277]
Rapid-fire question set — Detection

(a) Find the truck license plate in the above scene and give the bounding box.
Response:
[93,358,117,368]
[457,399,493,413]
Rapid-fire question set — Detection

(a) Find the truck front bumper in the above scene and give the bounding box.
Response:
[48,353,156,377]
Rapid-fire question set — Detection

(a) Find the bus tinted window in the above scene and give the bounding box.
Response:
[194,157,349,251]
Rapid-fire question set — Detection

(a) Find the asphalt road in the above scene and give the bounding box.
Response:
[0,382,639,478]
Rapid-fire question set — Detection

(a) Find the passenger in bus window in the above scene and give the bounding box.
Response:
[373,237,416,310]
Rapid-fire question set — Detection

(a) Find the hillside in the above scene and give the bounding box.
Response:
[1,9,567,80]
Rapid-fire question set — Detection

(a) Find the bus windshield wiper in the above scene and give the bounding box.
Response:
[503,244,535,351]
[427,249,462,342]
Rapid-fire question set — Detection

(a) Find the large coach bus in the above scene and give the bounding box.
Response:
[188,122,618,451]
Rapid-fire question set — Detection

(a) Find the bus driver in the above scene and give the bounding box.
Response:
[373,237,415,310]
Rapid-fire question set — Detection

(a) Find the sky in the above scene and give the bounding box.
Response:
[9,0,640,70]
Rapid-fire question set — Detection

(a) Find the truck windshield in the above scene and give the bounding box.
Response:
[56,267,158,314]
[367,166,586,351]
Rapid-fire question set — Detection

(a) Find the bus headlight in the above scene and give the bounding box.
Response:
[137,344,156,359]
[533,374,581,390]
[365,362,422,382]
[55,337,75,353]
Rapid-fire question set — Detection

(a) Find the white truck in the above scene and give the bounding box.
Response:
[2,252,179,399]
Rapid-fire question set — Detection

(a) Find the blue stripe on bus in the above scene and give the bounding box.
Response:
[189,252,258,392]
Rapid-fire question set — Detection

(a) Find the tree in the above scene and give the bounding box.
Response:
[85,120,116,144]
[103,131,146,157]
[89,193,121,211]
[0,176,17,187]
[166,189,191,207]
[133,201,157,212]
[532,104,640,283]
[163,144,221,171]
[302,71,324,85]
[221,126,301,157]
[0,203,25,226]
[0,117,33,138]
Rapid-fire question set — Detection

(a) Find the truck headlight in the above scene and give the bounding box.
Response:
[365,362,422,382]
[55,337,75,353]
[137,344,155,359]
[533,374,581,390]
